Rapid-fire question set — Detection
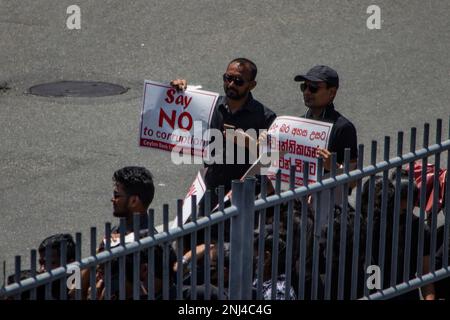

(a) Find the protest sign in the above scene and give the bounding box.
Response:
[139,80,219,156]
[265,116,333,189]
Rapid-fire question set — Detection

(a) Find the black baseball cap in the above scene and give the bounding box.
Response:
[294,65,339,88]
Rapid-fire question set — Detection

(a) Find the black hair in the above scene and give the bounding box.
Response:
[253,226,287,274]
[38,233,76,262]
[389,169,419,204]
[7,270,34,285]
[361,176,395,220]
[397,179,419,204]
[113,166,155,208]
[229,58,257,81]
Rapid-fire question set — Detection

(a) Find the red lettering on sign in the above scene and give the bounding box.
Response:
[164,88,193,109]
[178,112,193,130]
[165,88,176,104]
[159,109,176,129]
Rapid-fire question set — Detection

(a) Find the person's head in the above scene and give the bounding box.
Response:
[361,176,395,220]
[38,233,76,273]
[389,170,419,210]
[112,166,155,218]
[253,226,287,281]
[294,65,339,110]
[223,58,257,101]
[209,242,230,286]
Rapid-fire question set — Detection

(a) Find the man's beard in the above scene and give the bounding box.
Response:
[225,87,247,100]
[113,205,129,218]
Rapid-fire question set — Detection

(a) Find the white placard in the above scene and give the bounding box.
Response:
[171,169,207,228]
[139,80,219,156]
[265,116,333,189]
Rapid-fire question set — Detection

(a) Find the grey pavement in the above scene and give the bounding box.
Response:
[0,0,449,278]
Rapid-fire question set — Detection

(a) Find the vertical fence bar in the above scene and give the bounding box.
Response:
[311,157,323,300]
[364,141,377,298]
[378,136,390,290]
[147,210,155,300]
[176,200,184,300]
[104,222,111,300]
[242,178,256,299]
[390,131,403,286]
[284,165,296,299]
[204,191,212,300]
[30,250,37,300]
[133,214,140,300]
[45,244,52,299]
[443,117,450,268]
[403,128,416,282]
[324,153,337,300]
[417,124,429,277]
[337,149,351,299]
[163,205,170,300]
[429,119,442,273]
[298,195,308,300]
[59,240,67,300]
[2,260,5,289]
[190,195,197,300]
[217,185,226,300]
[270,170,281,300]
[75,232,82,300]
[119,218,126,300]
[229,180,244,300]
[351,144,364,299]
[256,175,267,300]
[89,227,97,300]
[298,162,310,300]
[14,256,21,300]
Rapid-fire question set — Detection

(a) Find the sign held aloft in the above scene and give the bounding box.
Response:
[139,80,219,156]
[264,116,333,189]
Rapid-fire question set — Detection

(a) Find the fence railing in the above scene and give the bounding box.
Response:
[1,118,449,300]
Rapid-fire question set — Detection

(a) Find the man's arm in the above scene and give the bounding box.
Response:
[422,255,436,300]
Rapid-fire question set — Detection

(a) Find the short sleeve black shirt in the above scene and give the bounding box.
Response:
[205,93,276,191]
[304,103,357,165]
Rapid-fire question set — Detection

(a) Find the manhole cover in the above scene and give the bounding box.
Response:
[0,81,10,92]
[29,81,128,97]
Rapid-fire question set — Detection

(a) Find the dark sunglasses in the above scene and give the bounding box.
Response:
[300,82,320,94]
[112,192,128,199]
[223,73,246,87]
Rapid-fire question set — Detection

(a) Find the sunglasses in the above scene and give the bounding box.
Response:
[223,73,246,87]
[112,192,128,199]
[300,82,321,94]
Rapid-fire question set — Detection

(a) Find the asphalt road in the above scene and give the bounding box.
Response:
[0,0,449,278]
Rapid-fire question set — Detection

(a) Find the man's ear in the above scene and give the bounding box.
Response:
[249,80,257,91]
[329,87,337,100]
[128,195,141,210]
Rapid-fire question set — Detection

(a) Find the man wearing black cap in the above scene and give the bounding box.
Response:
[294,65,357,171]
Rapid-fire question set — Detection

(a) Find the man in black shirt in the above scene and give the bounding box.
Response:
[171,58,276,206]
[294,65,357,171]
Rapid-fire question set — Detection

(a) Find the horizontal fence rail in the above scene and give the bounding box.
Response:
[1,118,449,300]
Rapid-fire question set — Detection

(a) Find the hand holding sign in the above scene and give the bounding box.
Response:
[317,148,333,171]
[170,79,187,92]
